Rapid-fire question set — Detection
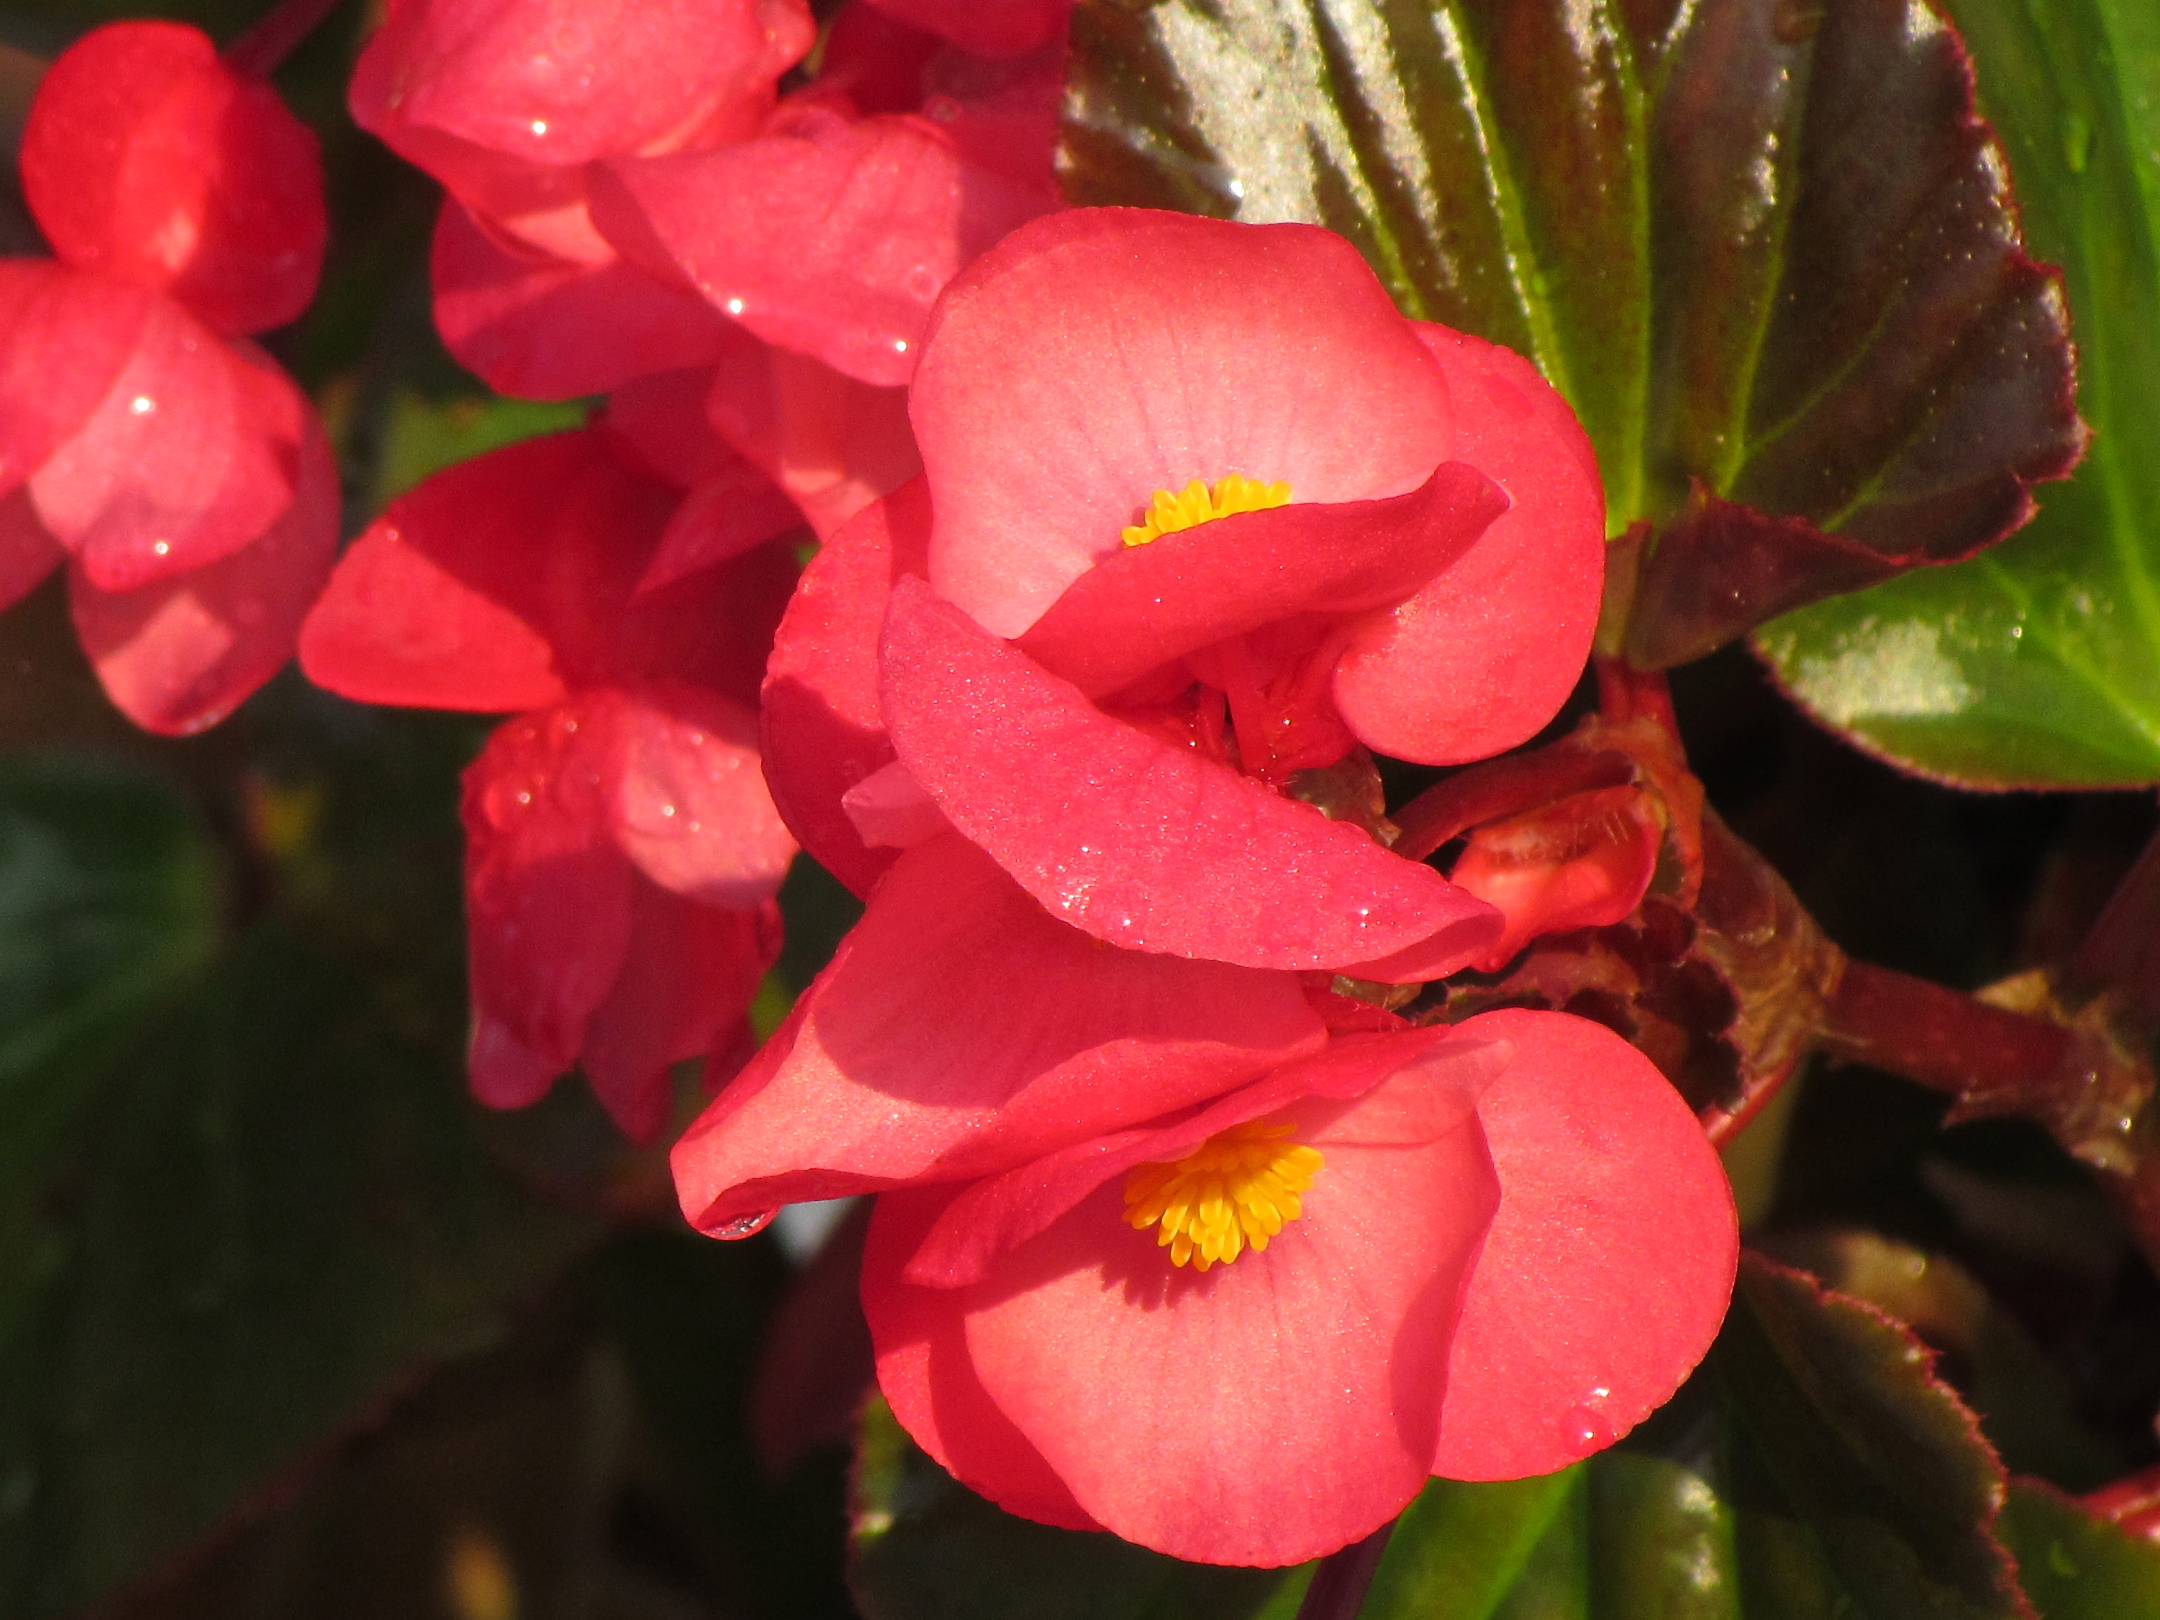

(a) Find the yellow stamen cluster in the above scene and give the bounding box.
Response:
[1122,1120,1323,1271]
[1121,474,1293,547]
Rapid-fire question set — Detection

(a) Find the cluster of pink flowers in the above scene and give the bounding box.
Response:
[0,1,1738,1568]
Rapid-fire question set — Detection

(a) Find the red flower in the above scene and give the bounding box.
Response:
[0,22,336,733]
[299,427,800,1139]
[867,1011,1735,1565]
[764,208,1606,977]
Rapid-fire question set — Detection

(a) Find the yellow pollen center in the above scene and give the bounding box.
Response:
[1121,1120,1323,1271]
[1122,473,1293,547]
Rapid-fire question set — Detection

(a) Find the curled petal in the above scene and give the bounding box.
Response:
[881,577,1501,972]
[1016,460,1506,698]
[759,482,929,894]
[1448,785,1663,972]
[70,388,337,734]
[670,831,1325,1230]
[914,209,1451,636]
[1332,325,1606,765]
[906,1027,1508,1288]
[1431,1009,1738,1481]
[31,298,298,590]
[22,20,325,334]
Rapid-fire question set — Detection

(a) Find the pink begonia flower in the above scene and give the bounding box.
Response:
[0,22,336,733]
[762,208,1605,977]
[298,427,800,1140]
[862,1009,1735,1565]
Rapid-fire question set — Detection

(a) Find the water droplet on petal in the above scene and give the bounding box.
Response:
[713,1210,777,1240]
[130,395,155,415]
[530,118,549,136]
[725,297,745,316]
[1559,1403,1615,1450]
[152,540,170,556]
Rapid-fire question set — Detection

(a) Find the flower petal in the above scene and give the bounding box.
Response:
[913,209,1452,637]
[1014,460,1505,698]
[0,488,65,613]
[461,698,634,1087]
[706,337,921,539]
[759,482,929,895]
[70,384,337,734]
[923,1069,1498,1565]
[350,0,809,170]
[1332,325,1607,765]
[865,1183,1104,1532]
[862,0,1070,56]
[670,831,1325,1231]
[579,876,779,1142]
[1431,1008,1738,1480]
[431,199,732,400]
[906,1026,1509,1288]
[610,679,796,906]
[1447,785,1663,972]
[22,21,325,334]
[0,263,148,500]
[31,297,297,590]
[297,429,672,711]
[595,105,1048,386]
[881,576,1502,971]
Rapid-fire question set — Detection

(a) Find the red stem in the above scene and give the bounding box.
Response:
[1295,1522,1394,1620]
[224,0,347,78]
[1816,960,2071,1097]
[1594,655,1680,734]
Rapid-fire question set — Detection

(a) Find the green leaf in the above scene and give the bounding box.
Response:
[0,755,219,1200]
[1757,0,2160,787]
[1061,0,2080,666]
[0,923,602,1619]
[1713,1254,2027,1618]
[848,1396,1301,1620]
[1999,1480,2160,1620]
[371,391,589,509]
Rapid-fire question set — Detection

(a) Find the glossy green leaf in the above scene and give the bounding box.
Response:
[1999,1480,2160,1620]
[1758,0,2160,787]
[1713,1254,2028,1618]
[1061,0,2080,667]
[0,755,219,1195]
[0,924,601,1619]
[847,1396,1301,1620]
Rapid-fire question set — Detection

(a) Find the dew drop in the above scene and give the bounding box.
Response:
[660,803,677,817]
[713,1209,778,1239]
[152,540,170,556]
[130,395,155,415]
[726,297,745,316]
[530,118,549,136]
[892,338,910,353]
[1559,1403,1615,1449]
